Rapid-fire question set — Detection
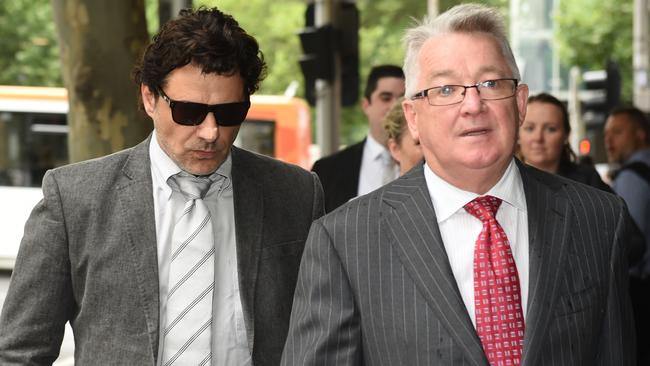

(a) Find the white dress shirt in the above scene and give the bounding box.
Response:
[357,135,398,196]
[423,159,529,327]
[150,134,251,365]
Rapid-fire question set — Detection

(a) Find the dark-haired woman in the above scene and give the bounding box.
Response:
[518,93,612,192]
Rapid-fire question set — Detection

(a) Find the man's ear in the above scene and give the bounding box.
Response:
[361,96,372,113]
[515,83,529,128]
[403,99,419,142]
[141,84,157,117]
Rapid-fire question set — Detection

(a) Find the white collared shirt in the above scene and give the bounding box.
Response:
[423,159,529,327]
[357,135,398,196]
[150,133,251,365]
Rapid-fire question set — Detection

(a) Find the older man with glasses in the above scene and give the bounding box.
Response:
[0,7,324,366]
[281,3,635,366]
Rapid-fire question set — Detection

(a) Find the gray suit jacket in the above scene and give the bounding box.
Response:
[281,161,636,365]
[0,137,324,365]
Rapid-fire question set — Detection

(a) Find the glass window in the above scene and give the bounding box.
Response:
[0,111,68,187]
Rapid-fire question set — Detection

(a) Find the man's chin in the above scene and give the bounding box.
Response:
[180,161,221,176]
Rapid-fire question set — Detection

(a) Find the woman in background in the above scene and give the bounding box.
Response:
[383,98,423,176]
[518,92,612,192]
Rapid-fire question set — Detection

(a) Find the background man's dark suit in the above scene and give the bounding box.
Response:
[282,162,635,365]
[311,139,364,212]
[0,138,324,365]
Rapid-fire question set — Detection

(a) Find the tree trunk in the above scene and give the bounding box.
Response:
[51,0,152,163]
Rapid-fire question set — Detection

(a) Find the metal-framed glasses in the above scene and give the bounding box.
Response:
[411,78,519,106]
[158,88,250,126]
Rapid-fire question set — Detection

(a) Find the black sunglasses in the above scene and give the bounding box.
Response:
[158,88,250,126]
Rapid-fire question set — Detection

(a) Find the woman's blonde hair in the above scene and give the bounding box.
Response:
[383,98,407,143]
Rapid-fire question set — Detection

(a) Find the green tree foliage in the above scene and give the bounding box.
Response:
[0,0,62,86]
[555,0,633,102]
[0,0,159,87]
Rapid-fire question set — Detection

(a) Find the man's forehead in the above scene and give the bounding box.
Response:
[373,77,405,94]
[609,114,637,129]
[417,33,510,81]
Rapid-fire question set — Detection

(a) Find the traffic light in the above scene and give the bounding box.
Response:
[582,60,621,126]
[580,60,621,163]
[300,2,359,106]
[298,25,336,92]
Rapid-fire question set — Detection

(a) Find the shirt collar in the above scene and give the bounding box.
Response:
[365,134,390,161]
[424,158,526,223]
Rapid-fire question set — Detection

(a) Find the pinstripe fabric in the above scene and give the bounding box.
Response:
[281,161,635,366]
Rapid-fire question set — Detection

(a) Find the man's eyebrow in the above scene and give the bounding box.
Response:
[377,91,397,97]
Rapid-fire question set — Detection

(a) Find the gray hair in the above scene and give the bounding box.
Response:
[402,3,520,97]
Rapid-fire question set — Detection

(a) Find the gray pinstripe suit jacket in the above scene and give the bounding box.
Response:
[281,160,636,365]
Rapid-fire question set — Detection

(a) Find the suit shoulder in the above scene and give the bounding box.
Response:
[48,146,135,184]
[535,167,624,217]
[312,140,364,170]
[233,147,314,181]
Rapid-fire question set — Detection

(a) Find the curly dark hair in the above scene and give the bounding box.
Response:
[132,6,267,100]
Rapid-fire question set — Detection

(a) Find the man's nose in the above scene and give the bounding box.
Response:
[196,112,218,142]
[459,87,482,114]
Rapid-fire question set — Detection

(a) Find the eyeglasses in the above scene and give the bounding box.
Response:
[411,78,519,106]
[158,88,250,126]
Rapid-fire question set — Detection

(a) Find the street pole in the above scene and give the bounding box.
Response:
[314,0,341,156]
[159,0,193,24]
[568,66,584,151]
[634,0,650,112]
[427,0,438,17]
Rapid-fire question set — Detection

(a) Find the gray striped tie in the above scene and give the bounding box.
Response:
[162,173,216,366]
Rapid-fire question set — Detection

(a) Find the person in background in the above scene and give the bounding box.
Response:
[282,4,635,365]
[605,106,650,365]
[383,98,423,175]
[518,92,611,192]
[0,7,324,365]
[312,65,405,212]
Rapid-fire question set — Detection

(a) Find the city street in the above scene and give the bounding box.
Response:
[0,270,74,365]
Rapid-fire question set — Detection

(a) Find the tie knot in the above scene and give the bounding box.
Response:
[168,173,213,200]
[464,195,502,222]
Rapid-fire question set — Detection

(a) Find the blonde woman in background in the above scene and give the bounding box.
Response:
[383,98,423,175]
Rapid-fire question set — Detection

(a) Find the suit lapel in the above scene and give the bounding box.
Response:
[115,137,160,359]
[231,147,264,352]
[347,139,364,198]
[517,163,571,366]
[381,167,488,366]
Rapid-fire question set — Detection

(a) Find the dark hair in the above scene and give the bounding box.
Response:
[132,6,266,100]
[363,65,405,100]
[609,106,650,144]
[527,92,576,165]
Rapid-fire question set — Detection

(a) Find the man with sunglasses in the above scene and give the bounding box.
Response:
[282,4,635,365]
[0,7,323,366]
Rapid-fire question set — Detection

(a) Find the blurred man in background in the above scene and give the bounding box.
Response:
[605,106,650,365]
[312,65,405,212]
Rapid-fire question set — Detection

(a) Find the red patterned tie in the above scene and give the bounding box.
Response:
[464,195,524,366]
